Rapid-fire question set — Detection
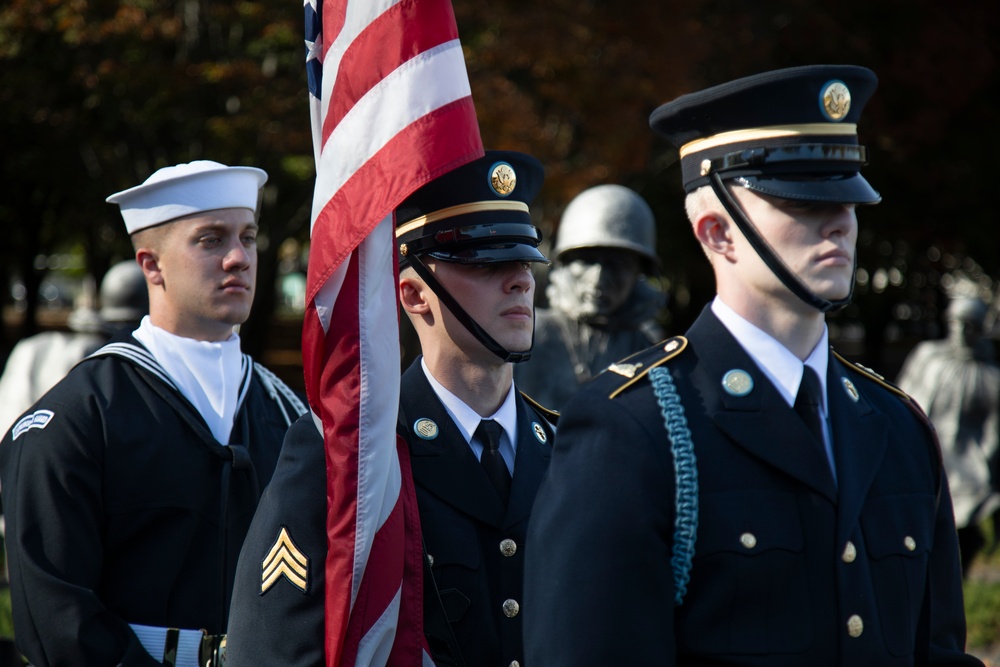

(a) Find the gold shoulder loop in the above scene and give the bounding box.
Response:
[609,336,689,400]
[832,350,911,402]
[520,392,560,425]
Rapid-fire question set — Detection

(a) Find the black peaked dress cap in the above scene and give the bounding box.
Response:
[396,150,549,266]
[649,64,881,204]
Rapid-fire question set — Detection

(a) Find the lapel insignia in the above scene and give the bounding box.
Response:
[261,527,309,594]
[608,362,643,378]
[722,369,754,397]
[532,421,547,443]
[413,418,439,440]
[842,377,860,402]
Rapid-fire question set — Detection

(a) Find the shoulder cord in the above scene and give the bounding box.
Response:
[649,366,698,606]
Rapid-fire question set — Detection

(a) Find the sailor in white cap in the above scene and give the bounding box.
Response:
[0,160,306,667]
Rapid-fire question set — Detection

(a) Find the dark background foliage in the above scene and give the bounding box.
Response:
[2,0,999,385]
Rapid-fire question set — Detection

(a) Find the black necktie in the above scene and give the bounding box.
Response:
[795,366,826,448]
[476,419,511,505]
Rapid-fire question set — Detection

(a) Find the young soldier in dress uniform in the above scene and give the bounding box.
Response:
[0,161,306,667]
[524,66,984,666]
[225,150,556,667]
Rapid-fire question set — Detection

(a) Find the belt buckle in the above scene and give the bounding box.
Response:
[199,631,227,666]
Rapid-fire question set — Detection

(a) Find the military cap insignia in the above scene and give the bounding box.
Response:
[489,162,517,196]
[722,369,754,397]
[413,418,439,440]
[261,527,309,594]
[841,377,860,402]
[532,421,547,444]
[608,362,643,378]
[12,409,55,441]
[820,79,851,122]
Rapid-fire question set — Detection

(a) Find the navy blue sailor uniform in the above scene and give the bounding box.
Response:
[0,334,305,667]
[224,358,556,667]
[523,305,981,667]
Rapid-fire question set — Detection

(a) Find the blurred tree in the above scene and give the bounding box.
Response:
[2,0,999,378]
[0,0,314,360]
[457,0,1000,368]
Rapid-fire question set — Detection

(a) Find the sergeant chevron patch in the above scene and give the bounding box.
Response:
[261,526,309,594]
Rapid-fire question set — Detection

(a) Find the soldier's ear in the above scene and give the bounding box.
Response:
[693,211,734,261]
[398,273,431,316]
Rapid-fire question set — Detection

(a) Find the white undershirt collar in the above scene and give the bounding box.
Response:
[711,297,829,411]
[712,297,836,478]
[420,358,518,474]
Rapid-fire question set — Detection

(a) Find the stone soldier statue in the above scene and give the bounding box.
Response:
[897,295,1000,575]
[514,184,666,409]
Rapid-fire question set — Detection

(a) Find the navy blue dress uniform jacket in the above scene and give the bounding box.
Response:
[524,306,982,667]
[0,336,305,667]
[225,358,555,667]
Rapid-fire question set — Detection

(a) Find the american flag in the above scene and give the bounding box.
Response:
[301,0,483,665]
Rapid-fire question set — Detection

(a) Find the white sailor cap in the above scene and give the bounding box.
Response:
[106,160,268,234]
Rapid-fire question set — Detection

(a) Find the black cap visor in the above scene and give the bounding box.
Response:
[399,220,549,266]
[428,243,549,265]
[427,243,549,264]
[736,173,881,205]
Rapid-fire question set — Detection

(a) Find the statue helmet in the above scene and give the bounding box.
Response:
[99,260,149,324]
[553,184,658,273]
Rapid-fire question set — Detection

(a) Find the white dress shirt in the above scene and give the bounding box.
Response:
[421,358,518,475]
[712,297,836,478]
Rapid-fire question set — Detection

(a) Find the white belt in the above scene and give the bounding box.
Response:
[129,624,202,667]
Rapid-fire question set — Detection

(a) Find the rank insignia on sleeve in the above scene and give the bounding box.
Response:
[261,526,309,594]
[12,410,55,441]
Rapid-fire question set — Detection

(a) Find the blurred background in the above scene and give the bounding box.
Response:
[1,0,1000,656]
[3,1,999,393]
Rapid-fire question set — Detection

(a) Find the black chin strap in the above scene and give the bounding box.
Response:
[407,254,533,363]
[709,173,854,314]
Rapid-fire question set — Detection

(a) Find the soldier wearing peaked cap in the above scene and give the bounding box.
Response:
[524,66,983,666]
[0,161,307,667]
[225,151,557,667]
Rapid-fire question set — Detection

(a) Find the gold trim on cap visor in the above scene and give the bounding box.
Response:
[395,201,530,238]
[679,123,858,159]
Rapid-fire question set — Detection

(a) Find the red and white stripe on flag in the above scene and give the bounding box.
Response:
[301,0,483,665]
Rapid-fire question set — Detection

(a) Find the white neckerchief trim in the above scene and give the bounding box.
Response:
[90,342,178,391]
[131,316,248,444]
[420,358,518,474]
